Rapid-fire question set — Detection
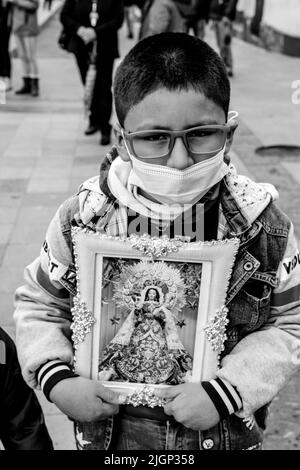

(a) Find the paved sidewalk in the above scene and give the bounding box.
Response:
[0,14,300,450]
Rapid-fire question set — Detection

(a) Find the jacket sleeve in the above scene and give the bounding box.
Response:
[94,0,124,35]
[60,0,81,34]
[14,197,79,389]
[216,223,300,417]
[0,329,53,450]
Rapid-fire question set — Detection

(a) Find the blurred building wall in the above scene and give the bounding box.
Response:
[236,0,300,56]
[237,0,300,39]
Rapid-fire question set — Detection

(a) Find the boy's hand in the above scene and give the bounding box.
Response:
[49,376,120,422]
[157,383,220,431]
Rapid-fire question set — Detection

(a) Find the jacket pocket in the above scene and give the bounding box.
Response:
[228,281,272,334]
[74,421,108,450]
[226,414,264,450]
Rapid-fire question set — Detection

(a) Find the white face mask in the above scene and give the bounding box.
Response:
[126,144,228,206]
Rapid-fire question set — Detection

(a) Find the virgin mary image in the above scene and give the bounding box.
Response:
[98,260,193,386]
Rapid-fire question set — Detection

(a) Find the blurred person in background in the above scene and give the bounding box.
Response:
[0,327,53,450]
[0,0,13,91]
[124,0,146,39]
[183,0,211,39]
[209,0,238,77]
[139,0,185,39]
[60,0,124,145]
[8,0,40,97]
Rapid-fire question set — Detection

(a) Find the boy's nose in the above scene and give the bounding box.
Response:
[166,137,194,170]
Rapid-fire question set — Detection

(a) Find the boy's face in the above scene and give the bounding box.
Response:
[116,87,237,169]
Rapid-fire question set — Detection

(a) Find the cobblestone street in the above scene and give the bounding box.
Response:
[0,9,300,450]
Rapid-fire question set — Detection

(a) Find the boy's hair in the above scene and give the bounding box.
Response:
[113,32,231,127]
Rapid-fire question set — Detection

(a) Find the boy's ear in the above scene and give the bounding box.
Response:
[224,119,238,164]
[113,123,131,162]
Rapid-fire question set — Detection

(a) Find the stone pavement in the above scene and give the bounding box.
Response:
[0,13,300,450]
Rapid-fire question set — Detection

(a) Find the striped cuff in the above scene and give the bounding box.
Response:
[37,360,78,402]
[202,378,243,420]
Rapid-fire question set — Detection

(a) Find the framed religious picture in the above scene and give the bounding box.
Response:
[71,228,239,407]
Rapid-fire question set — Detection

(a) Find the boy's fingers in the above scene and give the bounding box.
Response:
[100,402,119,418]
[164,401,175,416]
[156,384,185,399]
[96,384,121,404]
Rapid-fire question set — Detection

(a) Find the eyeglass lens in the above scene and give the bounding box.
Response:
[131,127,226,158]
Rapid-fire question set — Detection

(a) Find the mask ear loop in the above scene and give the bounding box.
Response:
[121,128,134,161]
[224,111,238,165]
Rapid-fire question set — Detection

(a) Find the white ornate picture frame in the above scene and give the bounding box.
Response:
[71,228,239,407]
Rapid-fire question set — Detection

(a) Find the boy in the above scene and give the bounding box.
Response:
[0,327,53,450]
[14,33,300,450]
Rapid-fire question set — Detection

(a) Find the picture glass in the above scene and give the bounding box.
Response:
[97,256,203,386]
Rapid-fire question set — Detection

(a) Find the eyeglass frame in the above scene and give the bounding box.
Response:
[121,123,233,160]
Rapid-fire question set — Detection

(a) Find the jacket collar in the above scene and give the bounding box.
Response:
[93,149,277,240]
[219,164,278,239]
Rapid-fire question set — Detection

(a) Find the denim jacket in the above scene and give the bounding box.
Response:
[14,152,300,450]
[73,170,295,451]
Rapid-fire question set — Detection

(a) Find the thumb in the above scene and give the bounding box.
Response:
[96,384,121,405]
[156,384,186,400]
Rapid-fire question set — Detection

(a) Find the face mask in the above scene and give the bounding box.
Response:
[126,144,228,205]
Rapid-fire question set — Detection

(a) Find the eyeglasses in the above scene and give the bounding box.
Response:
[122,124,231,160]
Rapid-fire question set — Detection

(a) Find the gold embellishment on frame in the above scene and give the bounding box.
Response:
[204,306,229,364]
[71,294,96,346]
[128,233,189,258]
[119,385,168,408]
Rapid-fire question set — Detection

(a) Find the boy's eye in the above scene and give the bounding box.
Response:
[188,128,217,138]
[141,133,169,143]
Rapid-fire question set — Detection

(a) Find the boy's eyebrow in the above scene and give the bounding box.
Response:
[184,120,222,128]
[131,120,222,132]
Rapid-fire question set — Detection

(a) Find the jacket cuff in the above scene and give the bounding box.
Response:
[37,360,78,402]
[202,377,243,419]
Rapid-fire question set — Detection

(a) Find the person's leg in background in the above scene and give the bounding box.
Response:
[25,35,39,96]
[182,16,191,34]
[4,26,12,89]
[72,43,99,136]
[213,19,233,77]
[218,18,233,77]
[14,34,32,94]
[124,6,134,39]
[221,40,233,76]
[73,43,90,85]
[90,57,114,145]
[0,19,12,90]
[0,21,7,78]
[195,18,206,40]
[213,19,221,50]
